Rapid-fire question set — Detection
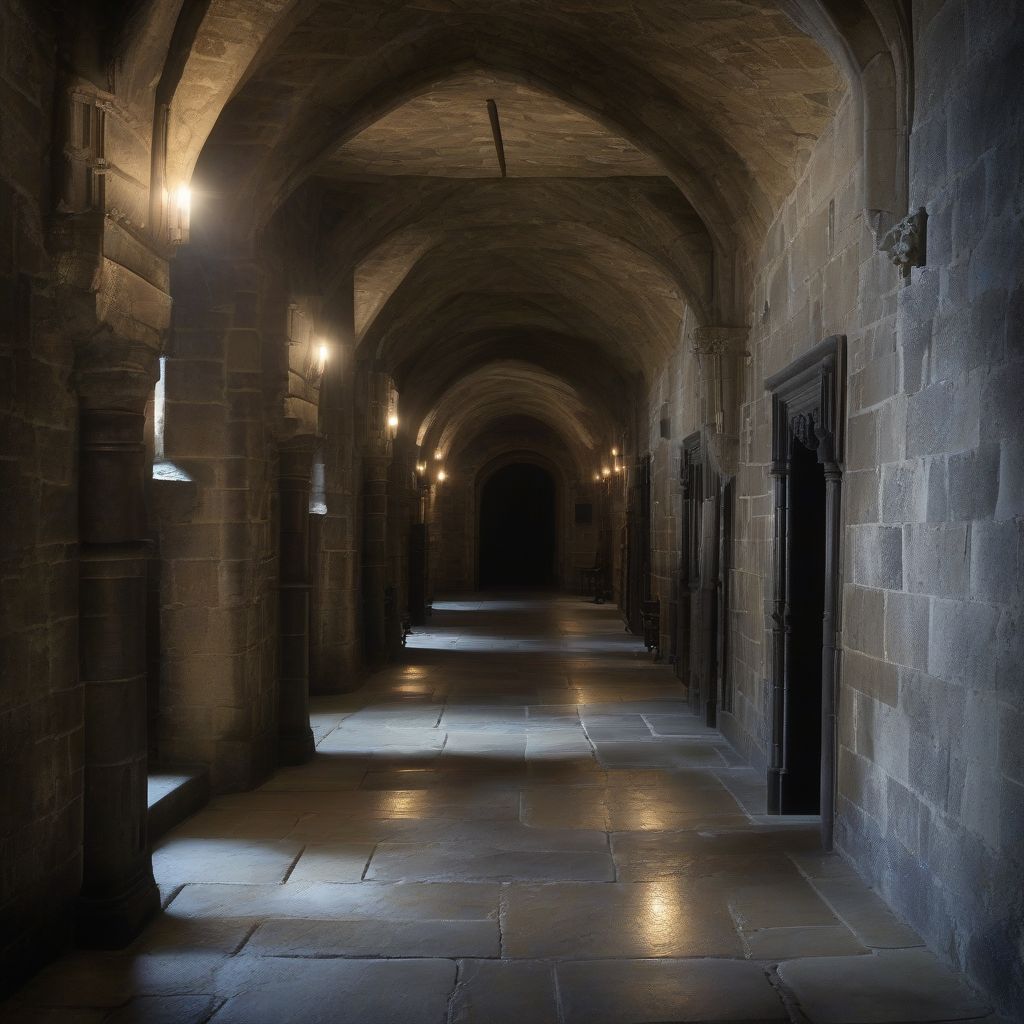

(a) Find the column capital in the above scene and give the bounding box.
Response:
[74,334,160,412]
[279,432,319,482]
[690,325,750,358]
[280,431,320,454]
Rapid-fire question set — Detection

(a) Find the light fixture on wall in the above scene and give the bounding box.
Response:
[611,447,619,457]
[416,462,427,474]
[169,184,191,244]
[593,473,601,482]
[387,413,399,430]
[316,341,330,374]
[601,466,611,478]
[434,449,443,460]
[437,469,447,483]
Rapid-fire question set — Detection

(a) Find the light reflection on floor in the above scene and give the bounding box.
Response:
[0,593,998,1024]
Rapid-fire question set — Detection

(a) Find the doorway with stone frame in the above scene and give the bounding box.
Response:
[478,461,558,588]
[765,336,845,849]
[624,454,652,635]
[676,431,722,726]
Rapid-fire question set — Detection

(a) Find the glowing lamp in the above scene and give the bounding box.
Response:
[611,447,619,457]
[437,469,447,483]
[602,467,611,478]
[387,413,399,429]
[169,184,191,243]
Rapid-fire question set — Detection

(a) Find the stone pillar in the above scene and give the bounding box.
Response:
[278,436,316,764]
[311,361,360,691]
[691,325,749,475]
[359,370,394,664]
[362,453,390,663]
[75,357,160,947]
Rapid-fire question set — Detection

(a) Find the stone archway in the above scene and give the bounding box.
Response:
[478,461,558,589]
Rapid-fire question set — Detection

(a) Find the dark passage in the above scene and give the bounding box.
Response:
[782,438,826,814]
[479,463,556,587]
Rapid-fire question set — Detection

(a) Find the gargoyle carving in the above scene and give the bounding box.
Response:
[880,207,927,274]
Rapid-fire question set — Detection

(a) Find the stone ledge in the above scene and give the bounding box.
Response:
[147,766,210,844]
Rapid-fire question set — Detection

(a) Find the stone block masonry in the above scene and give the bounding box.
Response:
[0,0,80,993]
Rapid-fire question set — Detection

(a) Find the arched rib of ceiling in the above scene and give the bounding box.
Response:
[323,178,714,333]
[417,363,611,475]
[383,290,646,385]
[207,47,745,255]
[119,0,910,255]
[194,6,846,252]
[397,330,635,434]
[361,230,684,385]
[454,427,587,495]
[134,0,309,192]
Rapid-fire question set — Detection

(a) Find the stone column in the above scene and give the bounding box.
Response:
[278,436,316,764]
[311,360,360,691]
[362,453,391,663]
[75,356,160,946]
[359,370,394,664]
[691,325,749,475]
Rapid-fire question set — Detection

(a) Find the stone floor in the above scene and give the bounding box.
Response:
[0,595,1005,1023]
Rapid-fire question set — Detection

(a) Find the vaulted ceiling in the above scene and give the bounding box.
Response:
[139,0,904,472]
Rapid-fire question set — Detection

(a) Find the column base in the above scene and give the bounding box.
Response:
[766,768,783,815]
[76,866,159,949]
[704,699,717,729]
[279,727,315,766]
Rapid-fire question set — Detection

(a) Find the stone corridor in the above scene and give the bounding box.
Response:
[0,597,1002,1024]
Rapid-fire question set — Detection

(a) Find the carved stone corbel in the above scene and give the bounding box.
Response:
[879,207,927,276]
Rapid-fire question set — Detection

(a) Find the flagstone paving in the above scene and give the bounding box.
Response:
[0,596,1005,1023]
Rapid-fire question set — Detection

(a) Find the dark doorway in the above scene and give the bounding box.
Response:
[765,335,845,848]
[624,455,652,633]
[479,463,556,587]
[780,438,826,813]
[677,433,722,727]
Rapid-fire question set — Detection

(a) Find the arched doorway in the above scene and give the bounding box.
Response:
[479,463,556,587]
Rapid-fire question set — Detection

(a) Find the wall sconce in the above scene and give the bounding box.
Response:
[169,184,191,244]
[601,466,611,478]
[593,473,601,483]
[416,462,427,474]
[611,447,619,457]
[316,341,330,375]
[434,449,443,460]
[437,469,447,483]
[387,413,399,430]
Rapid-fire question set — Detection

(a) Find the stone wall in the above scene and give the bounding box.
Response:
[836,3,1023,1010]
[311,368,362,691]
[721,89,885,768]
[158,249,282,791]
[702,6,1024,1013]
[0,1,80,989]
[645,310,702,662]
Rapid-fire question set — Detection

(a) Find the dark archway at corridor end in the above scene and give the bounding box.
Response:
[479,462,556,588]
